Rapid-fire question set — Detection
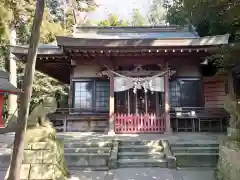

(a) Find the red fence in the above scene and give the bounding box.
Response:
[114,113,165,134]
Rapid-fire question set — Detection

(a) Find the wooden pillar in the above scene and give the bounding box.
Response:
[108,72,115,134]
[135,90,138,115]
[156,92,160,116]
[127,90,130,114]
[69,64,75,112]
[145,92,148,114]
[164,62,172,134]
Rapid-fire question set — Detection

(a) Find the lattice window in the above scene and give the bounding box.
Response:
[95,81,109,110]
[169,79,202,107]
[169,81,181,107]
[74,81,93,109]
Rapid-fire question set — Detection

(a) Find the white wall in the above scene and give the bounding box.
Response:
[72,64,102,78]
[176,64,201,77]
[72,64,201,78]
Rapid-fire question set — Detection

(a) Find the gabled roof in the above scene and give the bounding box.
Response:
[7,25,231,84]
[54,25,228,47]
[56,34,230,47]
[9,44,63,55]
[72,25,199,39]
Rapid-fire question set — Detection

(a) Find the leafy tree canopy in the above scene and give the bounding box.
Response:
[98,14,129,26]
[131,8,147,26]
[164,0,240,38]
[148,0,166,25]
[164,0,240,71]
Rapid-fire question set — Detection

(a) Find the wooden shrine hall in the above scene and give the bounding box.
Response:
[9,25,230,134]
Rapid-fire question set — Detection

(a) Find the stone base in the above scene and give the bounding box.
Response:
[108,130,116,136]
[216,139,240,180]
[5,127,69,180]
[164,128,173,135]
[227,127,240,141]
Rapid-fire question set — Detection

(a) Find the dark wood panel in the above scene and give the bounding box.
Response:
[204,92,226,96]
[203,75,227,83]
[204,89,225,93]
[203,75,227,108]
[204,83,225,88]
[205,96,226,101]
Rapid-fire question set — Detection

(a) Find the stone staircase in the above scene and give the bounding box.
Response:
[5,139,222,170]
[63,140,112,170]
[0,140,113,171]
[117,140,169,168]
[171,141,219,167]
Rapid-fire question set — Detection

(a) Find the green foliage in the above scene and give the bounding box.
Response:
[165,0,240,37]
[148,0,166,25]
[98,14,130,26]
[0,0,35,69]
[210,44,240,70]
[164,0,240,70]
[46,0,64,22]
[74,0,98,12]
[224,94,240,128]
[131,8,147,26]
[164,0,187,26]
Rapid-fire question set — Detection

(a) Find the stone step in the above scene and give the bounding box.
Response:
[119,140,162,146]
[171,146,219,153]
[174,153,219,167]
[64,147,111,154]
[0,154,11,169]
[63,141,112,148]
[64,152,110,168]
[118,158,167,168]
[0,149,111,169]
[118,145,164,153]
[65,152,110,156]
[118,151,165,159]
[171,142,219,148]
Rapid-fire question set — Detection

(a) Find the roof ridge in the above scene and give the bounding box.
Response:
[74,25,195,34]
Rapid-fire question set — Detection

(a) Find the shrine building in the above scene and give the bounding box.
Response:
[9,25,230,134]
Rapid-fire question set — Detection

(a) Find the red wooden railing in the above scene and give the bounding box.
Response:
[114,113,165,134]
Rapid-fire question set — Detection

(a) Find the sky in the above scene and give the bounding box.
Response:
[87,0,153,21]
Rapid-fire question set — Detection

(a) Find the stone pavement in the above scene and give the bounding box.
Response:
[109,168,180,180]
[0,132,224,146]
[0,132,218,180]
[0,168,216,180]
[178,168,216,180]
[71,168,215,180]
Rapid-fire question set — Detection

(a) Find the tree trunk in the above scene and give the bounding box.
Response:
[8,27,18,121]
[228,70,235,98]
[6,1,45,180]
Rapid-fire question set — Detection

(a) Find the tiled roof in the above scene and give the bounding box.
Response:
[73,25,199,39]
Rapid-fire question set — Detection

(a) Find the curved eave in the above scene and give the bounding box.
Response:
[8,45,70,84]
[0,90,22,95]
[9,45,64,56]
[0,78,21,95]
[56,34,230,48]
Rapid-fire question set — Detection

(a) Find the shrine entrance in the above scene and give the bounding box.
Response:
[108,65,172,133]
[115,88,164,115]
[114,89,166,133]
